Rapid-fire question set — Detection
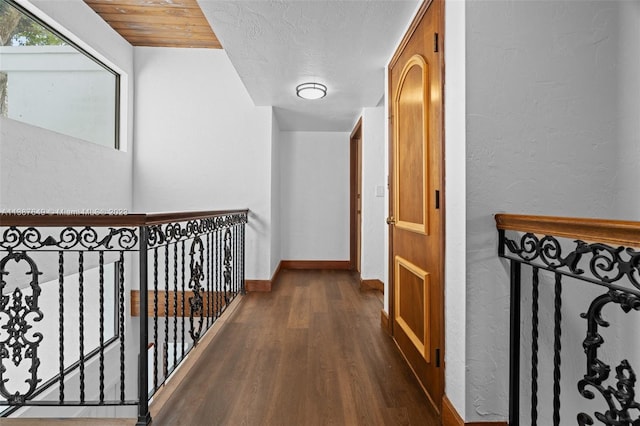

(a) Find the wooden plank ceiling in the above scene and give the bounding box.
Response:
[84,0,221,49]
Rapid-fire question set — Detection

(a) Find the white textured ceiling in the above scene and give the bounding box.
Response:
[197,0,418,131]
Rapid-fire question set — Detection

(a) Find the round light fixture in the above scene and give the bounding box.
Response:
[296,82,327,100]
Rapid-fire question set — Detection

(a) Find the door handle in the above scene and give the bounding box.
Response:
[386,216,396,225]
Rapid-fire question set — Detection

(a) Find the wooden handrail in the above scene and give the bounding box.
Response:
[144,209,249,225]
[0,209,249,227]
[495,214,640,247]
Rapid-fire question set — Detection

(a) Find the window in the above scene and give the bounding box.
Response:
[0,0,120,149]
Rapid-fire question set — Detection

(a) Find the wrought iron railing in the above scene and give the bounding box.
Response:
[0,209,248,425]
[496,214,640,426]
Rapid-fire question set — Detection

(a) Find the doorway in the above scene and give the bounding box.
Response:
[388,0,445,413]
[350,118,363,274]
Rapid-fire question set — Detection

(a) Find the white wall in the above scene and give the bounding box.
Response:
[279,131,350,261]
[615,0,640,219]
[444,0,467,417]
[0,118,131,211]
[132,47,273,280]
[360,107,386,281]
[270,112,282,276]
[464,0,624,421]
[615,0,640,385]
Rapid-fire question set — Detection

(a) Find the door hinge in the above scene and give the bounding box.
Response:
[434,33,439,53]
[435,348,441,367]
[435,190,440,209]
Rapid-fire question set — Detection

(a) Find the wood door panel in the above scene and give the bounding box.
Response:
[397,264,425,343]
[395,256,430,360]
[389,0,443,413]
[396,56,429,233]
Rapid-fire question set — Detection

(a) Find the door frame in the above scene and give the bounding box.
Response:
[350,117,363,273]
[387,0,445,405]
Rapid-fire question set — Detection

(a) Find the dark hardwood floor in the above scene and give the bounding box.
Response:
[152,269,440,426]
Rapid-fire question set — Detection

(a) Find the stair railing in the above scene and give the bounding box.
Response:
[496,214,640,426]
[0,209,248,425]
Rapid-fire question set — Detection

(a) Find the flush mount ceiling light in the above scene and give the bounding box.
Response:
[296,82,327,100]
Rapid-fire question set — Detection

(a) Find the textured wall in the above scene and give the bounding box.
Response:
[279,131,350,261]
[132,47,273,280]
[615,0,640,219]
[0,118,131,212]
[270,112,282,276]
[465,0,625,421]
[444,0,467,416]
[360,106,386,282]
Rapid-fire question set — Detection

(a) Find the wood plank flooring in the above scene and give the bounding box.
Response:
[152,269,440,426]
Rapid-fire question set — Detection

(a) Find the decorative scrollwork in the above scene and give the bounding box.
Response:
[188,237,204,342]
[503,233,640,291]
[0,251,44,404]
[0,226,137,251]
[577,290,640,425]
[589,245,640,288]
[223,229,233,305]
[505,233,591,273]
[147,225,166,248]
[505,233,540,261]
[146,213,248,248]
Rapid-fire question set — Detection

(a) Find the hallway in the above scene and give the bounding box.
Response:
[152,269,440,426]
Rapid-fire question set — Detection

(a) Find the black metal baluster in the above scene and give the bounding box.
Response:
[119,251,125,403]
[238,224,241,296]
[163,247,169,381]
[241,221,245,295]
[229,227,232,302]
[228,228,233,308]
[236,224,240,296]
[234,225,238,296]
[153,247,158,392]
[231,225,235,297]
[213,228,218,318]
[509,260,521,426]
[190,236,204,341]
[207,233,211,327]
[78,251,85,403]
[99,251,105,403]
[137,225,151,426]
[553,273,562,426]
[181,241,185,359]
[58,251,65,403]
[217,228,221,316]
[200,235,205,336]
[531,267,539,426]
[214,229,217,316]
[173,244,178,370]
[237,224,240,295]
[209,230,214,323]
